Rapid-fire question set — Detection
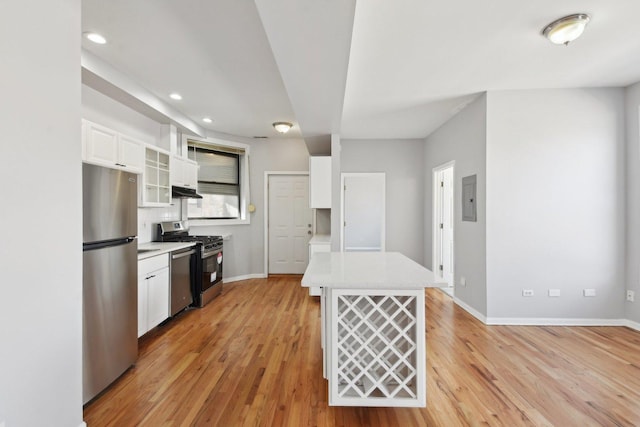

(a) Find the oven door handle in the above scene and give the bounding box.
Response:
[202,249,222,259]
[172,249,197,260]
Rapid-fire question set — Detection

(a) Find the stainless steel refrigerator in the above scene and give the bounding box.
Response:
[82,163,138,404]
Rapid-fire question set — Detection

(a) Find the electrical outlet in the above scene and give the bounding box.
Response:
[548,289,561,297]
[522,289,534,297]
[627,290,635,302]
[460,276,466,287]
[583,289,596,297]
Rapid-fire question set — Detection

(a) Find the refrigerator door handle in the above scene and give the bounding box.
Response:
[83,236,137,252]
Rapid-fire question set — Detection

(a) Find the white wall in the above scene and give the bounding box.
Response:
[424,95,488,315]
[191,138,309,279]
[625,82,640,325]
[0,1,83,426]
[486,89,625,320]
[341,139,425,263]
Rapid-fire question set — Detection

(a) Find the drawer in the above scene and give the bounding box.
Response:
[139,253,169,274]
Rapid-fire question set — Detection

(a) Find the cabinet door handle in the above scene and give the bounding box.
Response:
[115,163,126,167]
[146,274,156,279]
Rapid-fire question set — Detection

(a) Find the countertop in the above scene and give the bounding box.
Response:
[138,241,197,260]
[309,234,331,245]
[301,252,447,289]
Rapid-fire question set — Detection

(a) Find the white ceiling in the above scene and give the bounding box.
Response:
[81,0,640,142]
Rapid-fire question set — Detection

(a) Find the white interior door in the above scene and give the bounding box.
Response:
[341,173,385,252]
[268,175,312,274]
[435,165,454,288]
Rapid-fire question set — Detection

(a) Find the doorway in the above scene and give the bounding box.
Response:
[266,173,312,274]
[433,162,454,296]
[340,173,386,252]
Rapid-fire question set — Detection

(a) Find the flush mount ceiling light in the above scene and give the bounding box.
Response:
[272,121,293,133]
[84,32,107,44]
[542,13,590,45]
[169,93,182,100]
[202,117,213,123]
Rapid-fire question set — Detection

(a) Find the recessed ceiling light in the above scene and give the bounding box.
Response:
[169,93,182,100]
[84,32,107,45]
[542,14,591,45]
[273,121,293,133]
[202,117,213,123]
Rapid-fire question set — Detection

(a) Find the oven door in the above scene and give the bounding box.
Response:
[201,248,223,293]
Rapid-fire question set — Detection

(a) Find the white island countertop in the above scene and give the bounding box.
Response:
[301,252,446,290]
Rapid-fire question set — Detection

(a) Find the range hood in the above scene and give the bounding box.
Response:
[171,186,203,199]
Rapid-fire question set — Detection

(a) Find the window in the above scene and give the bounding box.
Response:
[185,137,250,224]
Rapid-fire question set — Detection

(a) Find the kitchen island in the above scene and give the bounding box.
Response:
[301,252,445,407]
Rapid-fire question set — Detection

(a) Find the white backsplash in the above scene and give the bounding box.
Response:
[137,199,186,243]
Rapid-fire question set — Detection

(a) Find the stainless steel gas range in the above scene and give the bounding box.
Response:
[157,221,224,307]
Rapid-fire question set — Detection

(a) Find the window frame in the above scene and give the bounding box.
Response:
[183,135,251,226]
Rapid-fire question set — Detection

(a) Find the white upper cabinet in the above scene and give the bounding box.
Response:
[118,134,146,172]
[82,119,144,174]
[184,159,198,188]
[83,121,118,164]
[140,146,172,207]
[309,156,332,208]
[170,156,184,187]
[171,155,198,189]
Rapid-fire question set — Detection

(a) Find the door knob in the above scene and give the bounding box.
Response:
[308,231,312,235]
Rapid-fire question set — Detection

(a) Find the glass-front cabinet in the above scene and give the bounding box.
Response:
[140,146,171,206]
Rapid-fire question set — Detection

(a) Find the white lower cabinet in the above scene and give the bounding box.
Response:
[326,287,426,406]
[138,254,170,337]
[309,236,330,296]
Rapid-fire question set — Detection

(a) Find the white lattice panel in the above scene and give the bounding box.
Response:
[328,288,426,407]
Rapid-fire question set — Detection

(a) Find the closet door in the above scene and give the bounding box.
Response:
[341,173,385,252]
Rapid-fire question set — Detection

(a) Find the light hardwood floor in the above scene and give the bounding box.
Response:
[84,276,640,426]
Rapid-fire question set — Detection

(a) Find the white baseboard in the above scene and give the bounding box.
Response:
[484,317,627,326]
[223,273,267,283]
[450,298,640,330]
[453,296,487,323]
[79,422,87,427]
[622,319,640,331]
